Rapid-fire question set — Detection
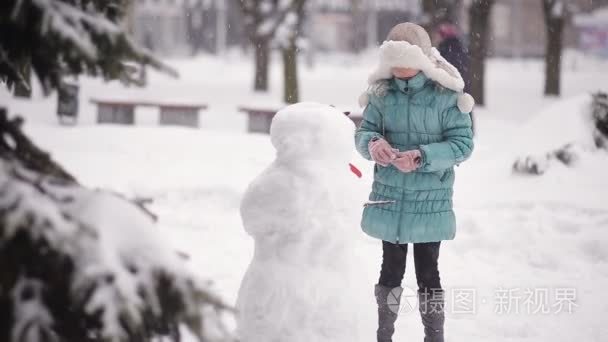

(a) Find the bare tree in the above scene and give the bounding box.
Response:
[238,0,303,92]
[468,0,494,106]
[542,0,566,96]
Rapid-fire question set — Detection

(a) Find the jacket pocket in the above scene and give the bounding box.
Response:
[364,200,397,207]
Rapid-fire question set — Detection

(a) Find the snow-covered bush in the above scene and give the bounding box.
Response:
[513,92,607,175]
[513,154,552,175]
[512,143,584,175]
[0,112,234,342]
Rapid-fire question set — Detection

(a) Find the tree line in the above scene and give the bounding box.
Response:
[237,0,571,106]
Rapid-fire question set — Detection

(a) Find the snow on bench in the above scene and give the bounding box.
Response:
[90,99,208,128]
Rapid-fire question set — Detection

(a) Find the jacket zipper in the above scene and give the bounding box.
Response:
[395,80,411,244]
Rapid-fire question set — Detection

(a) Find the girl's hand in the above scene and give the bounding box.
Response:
[391,150,422,173]
[369,138,397,166]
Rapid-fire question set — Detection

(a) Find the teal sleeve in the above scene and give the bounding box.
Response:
[418,105,474,172]
[355,102,384,161]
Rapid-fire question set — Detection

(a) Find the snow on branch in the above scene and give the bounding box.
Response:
[256,0,296,37]
[239,0,303,41]
[0,158,235,341]
[0,109,234,341]
[551,1,564,18]
[543,0,567,19]
[1,0,177,94]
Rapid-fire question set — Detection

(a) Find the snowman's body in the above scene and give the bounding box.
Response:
[236,103,365,342]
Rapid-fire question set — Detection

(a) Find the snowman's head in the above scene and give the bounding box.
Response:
[270,102,355,164]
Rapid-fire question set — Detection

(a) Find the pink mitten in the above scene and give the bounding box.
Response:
[369,138,397,166]
[391,150,422,173]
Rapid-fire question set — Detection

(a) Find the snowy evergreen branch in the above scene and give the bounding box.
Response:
[0,104,235,341]
[0,154,235,342]
[0,109,76,182]
[0,1,235,340]
[0,0,177,95]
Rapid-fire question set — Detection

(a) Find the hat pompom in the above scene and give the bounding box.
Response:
[457,93,475,113]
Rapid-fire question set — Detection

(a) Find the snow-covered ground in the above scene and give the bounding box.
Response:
[2,50,608,341]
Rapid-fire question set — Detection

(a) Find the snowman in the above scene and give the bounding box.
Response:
[236,102,368,342]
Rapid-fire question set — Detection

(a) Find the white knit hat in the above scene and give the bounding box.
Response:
[359,22,475,113]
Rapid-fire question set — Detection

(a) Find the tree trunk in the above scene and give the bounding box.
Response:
[282,41,299,104]
[543,1,565,96]
[468,0,494,106]
[254,39,270,92]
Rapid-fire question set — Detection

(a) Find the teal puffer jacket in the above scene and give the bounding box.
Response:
[355,72,474,243]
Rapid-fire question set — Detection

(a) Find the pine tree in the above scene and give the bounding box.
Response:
[0,0,176,95]
[0,1,233,341]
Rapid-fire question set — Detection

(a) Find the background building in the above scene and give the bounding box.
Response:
[130,0,422,56]
[130,0,608,58]
[131,0,241,56]
[574,5,608,57]
[309,0,421,52]
[483,0,608,58]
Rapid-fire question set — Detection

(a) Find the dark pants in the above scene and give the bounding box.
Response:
[378,240,442,292]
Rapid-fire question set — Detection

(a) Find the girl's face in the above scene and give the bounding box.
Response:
[392,67,420,79]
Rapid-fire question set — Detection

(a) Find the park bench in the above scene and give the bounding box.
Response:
[238,106,363,134]
[237,106,278,134]
[90,99,208,128]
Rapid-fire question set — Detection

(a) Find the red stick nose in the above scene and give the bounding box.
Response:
[349,163,362,178]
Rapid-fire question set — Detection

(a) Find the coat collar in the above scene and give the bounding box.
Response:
[390,72,430,93]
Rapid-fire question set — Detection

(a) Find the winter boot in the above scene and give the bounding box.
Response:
[418,289,445,342]
[375,284,402,342]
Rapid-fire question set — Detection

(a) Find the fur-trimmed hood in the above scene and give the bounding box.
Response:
[359,40,475,113]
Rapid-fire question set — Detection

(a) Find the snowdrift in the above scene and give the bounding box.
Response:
[513,93,608,175]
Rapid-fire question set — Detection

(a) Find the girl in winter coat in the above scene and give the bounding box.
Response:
[355,23,475,342]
